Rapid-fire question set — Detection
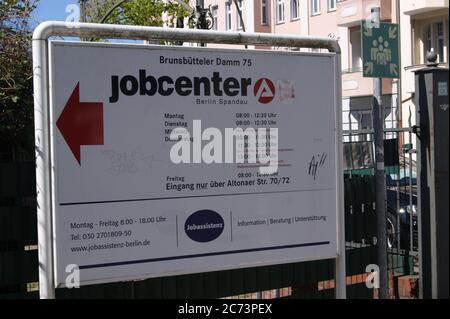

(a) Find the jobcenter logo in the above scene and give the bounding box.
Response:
[109,70,276,104]
[253,78,275,104]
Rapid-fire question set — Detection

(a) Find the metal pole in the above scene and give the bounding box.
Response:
[196,0,206,47]
[395,0,402,132]
[33,35,55,299]
[396,179,401,250]
[79,0,86,23]
[79,0,86,41]
[395,0,402,254]
[409,151,414,253]
[335,51,347,299]
[408,109,414,253]
[196,0,205,27]
[33,22,341,52]
[233,0,248,49]
[372,7,389,299]
[233,0,246,32]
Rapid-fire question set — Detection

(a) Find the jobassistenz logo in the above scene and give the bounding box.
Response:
[253,78,276,104]
[185,210,225,243]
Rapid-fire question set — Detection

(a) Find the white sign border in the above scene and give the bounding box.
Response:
[50,41,340,287]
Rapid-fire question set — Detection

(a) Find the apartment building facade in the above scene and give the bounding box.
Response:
[200,0,448,149]
[399,0,449,131]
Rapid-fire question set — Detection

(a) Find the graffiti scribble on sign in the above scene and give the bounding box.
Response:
[308,152,327,180]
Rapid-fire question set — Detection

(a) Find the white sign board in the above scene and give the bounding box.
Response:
[49,41,340,287]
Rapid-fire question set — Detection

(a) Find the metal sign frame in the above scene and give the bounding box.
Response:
[32,21,345,299]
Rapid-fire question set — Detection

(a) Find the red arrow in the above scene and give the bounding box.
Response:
[56,83,104,165]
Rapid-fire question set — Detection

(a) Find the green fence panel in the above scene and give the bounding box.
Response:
[0,206,37,241]
[347,282,374,299]
[162,275,179,299]
[0,250,38,286]
[56,281,134,299]
[229,268,244,297]
[389,253,414,277]
[190,272,206,298]
[175,273,192,299]
[346,244,377,278]
[243,267,258,294]
[0,162,38,299]
[345,176,353,242]
[0,291,39,300]
[205,271,219,298]
[384,139,400,167]
[268,265,282,293]
[280,263,294,288]
[0,163,19,197]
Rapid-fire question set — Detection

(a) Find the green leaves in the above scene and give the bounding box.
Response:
[85,0,192,27]
[0,0,37,151]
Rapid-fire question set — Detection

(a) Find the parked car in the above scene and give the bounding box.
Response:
[398,176,417,187]
[386,189,418,250]
[386,175,417,187]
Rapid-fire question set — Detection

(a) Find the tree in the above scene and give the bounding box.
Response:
[85,0,192,28]
[0,0,38,157]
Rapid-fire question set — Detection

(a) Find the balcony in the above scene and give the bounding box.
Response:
[337,0,392,27]
[403,0,449,15]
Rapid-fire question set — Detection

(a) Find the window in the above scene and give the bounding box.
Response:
[350,28,362,72]
[225,2,232,31]
[328,0,336,11]
[425,25,432,56]
[311,0,320,15]
[423,21,448,63]
[276,0,284,23]
[261,0,268,25]
[236,0,243,30]
[291,0,300,20]
[211,6,218,30]
[436,22,445,62]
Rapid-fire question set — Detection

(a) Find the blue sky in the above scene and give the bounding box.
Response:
[32,0,138,43]
[33,0,77,26]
